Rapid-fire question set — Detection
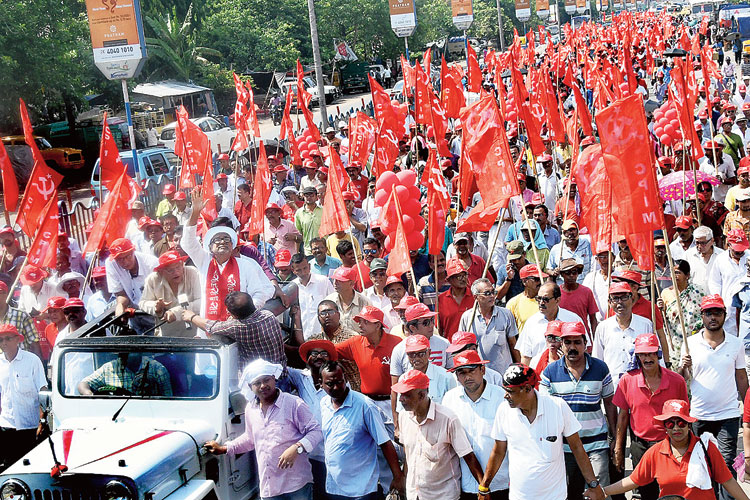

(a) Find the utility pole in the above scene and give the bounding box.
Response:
[496,0,506,50]
[307,0,328,128]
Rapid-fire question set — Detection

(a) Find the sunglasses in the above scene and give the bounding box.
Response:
[664,418,688,429]
[407,351,428,358]
[408,318,434,328]
[545,335,562,342]
[475,290,495,297]
[318,309,337,317]
[307,350,330,358]
[536,296,554,304]
[363,249,379,255]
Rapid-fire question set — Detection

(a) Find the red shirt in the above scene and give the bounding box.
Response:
[559,284,599,337]
[347,176,369,208]
[631,435,732,500]
[336,333,402,396]
[612,367,688,442]
[351,261,373,291]
[633,296,664,331]
[234,200,253,228]
[458,254,494,286]
[744,390,750,424]
[437,288,474,342]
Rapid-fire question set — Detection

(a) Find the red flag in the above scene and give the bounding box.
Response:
[175,106,209,188]
[99,112,141,202]
[297,60,321,143]
[83,172,132,254]
[414,63,433,125]
[466,42,482,93]
[244,80,261,138]
[16,98,63,237]
[385,188,413,277]
[542,72,566,143]
[232,72,251,152]
[318,148,351,236]
[26,196,59,268]
[456,198,506,232]
[572,85,594,137]
[245,142,273,236]
[425,151,450,254]
[441,58,465,119]
[571,144,613,254]
[349,111,377,166]
[596,94,664,270]
[370,75,405,177]
[201,144,217,217]
[279,91,294,141]
[0,140,18,212]
[520,101,546,157]
[459,95,521,207]
[401,55,415,98]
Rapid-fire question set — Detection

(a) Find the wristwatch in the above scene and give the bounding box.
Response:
[296,444,304,455]
[586,479,600,489]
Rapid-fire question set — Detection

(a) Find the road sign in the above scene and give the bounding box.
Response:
[515,0,531,21]
[390,0,417,37]
[565,0,577,14]
[452,0,474,31]
[537,0,550,20]
[84,0,147,80]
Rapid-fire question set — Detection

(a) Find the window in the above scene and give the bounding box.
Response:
[199,120,212,133]
[149,153,170,175]
[164,152,181,170]
[160,128,176,141]
[143,156,155,177]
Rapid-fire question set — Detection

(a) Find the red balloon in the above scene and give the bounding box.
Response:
[374,188,389,207]
[664,109,678,121]
[406,231,424,251]
[384,235,393,252]
[397,169,417,186]
[402,198,422,216]
[402,214,415,233]
[395,184,409,201]
[663,124,675,137]
[654,127,664,138]
[660,134,673,146]
[376,171,398,193]
[407,184,421,200]
[413,215,426,232]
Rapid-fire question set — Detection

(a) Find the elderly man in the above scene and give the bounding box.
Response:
[517,282,582,368]
[547,220,592,282]
[86,266,114,320]
[670,215,696,261]
[182,190,273,319]
[172,191,191,226]
[319,361,405,499]
[459,278,519,375]
[390,303,449,379]
[156,184,177,217]
[0,324,47,470]
[445,332,504,385]
[308,237,341,278]
[55,272,86,300]
[442,350,510,500]
[558,258,599,338]
[709,229,749,338]
[204,359,323,500]
[17,265,54,317]
[0,281,41,358]
[139,250,201,337]
[393,369,485,500]
[540,322,617,500]
[325,267,370,334]
[265,202,302,256]
[481,364,606,500]
[438,259,475,341]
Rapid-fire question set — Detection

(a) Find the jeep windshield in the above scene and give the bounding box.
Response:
[59,349,219,399]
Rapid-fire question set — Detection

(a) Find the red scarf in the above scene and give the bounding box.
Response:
[205,256,240,320]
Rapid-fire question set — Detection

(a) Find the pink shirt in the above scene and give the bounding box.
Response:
[265,219,302,256]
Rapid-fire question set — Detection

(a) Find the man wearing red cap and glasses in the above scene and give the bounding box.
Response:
[105,237,159,332]
[442,350,510,499]
[394,369,485,500]
[17,265,54,318]
[0,324,47,470]
[708,228,749,337]
[155,184,177,218]
[481,363,605,500]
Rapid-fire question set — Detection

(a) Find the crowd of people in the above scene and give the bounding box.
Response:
[5,8,750,500]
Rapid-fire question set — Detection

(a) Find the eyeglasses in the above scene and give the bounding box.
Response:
[695,239,712,246]
[609,294,632,303]
[407,318,433,328]
[406,351,428,358]
[211,236,233,245]
[476,290,495,297]
[307,350,330,358]
[536,296,555,304]
[363,249,379,255]
[318,309,337,317]
[545,335,562,342]
[664,418,688,429]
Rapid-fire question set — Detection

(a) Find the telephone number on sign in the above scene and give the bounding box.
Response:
[104,46,135,54]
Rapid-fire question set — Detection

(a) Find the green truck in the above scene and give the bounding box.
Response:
[338,61,370,93]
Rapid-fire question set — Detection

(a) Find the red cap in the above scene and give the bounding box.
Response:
[703,140,722,150]
[109,238,135,259]
[155,250,189,271]
[63,297,85,309]
[272,165,288,173]
[310,149,322,157]
[530,192,545,206]
[519,264,548,279]
[43,296,67,313]
[162,184,176,195]
[218,153,230,161]
[216,173,228,180]
[698,109,708,119]
[347,161,363,169]
[445,259,467,279]
[265,203,282,213]
[744,102,750,112]
[560,321,587,338]
[545,320,563,336]
[342,191,357,201]
[20,265,49,286]
[613,269,642,285]
[267,154,278,162]
[404,334,430,353]
[353,305,385,325]
[536,153,553,163]
[580,136,596,146]
[92,266,107,278]
[332,267,354,282]
[700,294,725,311]
[516,171,526,181]
[318,166,329,175]
[609,281,633,295]
[138,217,161,230]
[653,399,697,423]
[446,331,478,352]
[727,228,750,251]
[0,226,13,237]
[274,249,292,267]
[173,191,187,201]
[450,350,489,371]
[299,339,338,362]
[391,369,430,393]
[404,303,438,322]
[634,333,660,353]
[395,295,420,311]
[0,324,22,339]
[0,281,7,294]
[724,103,738,111]
[303,159,317,169]
[675,215,694,230]
[440,159,452,169]
[384,275,404,289]
[738,157,750,174]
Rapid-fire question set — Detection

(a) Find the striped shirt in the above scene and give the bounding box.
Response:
[539,354,614,453]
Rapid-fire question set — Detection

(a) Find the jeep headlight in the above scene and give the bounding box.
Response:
[104,480,135,500]
[0,479,31,500]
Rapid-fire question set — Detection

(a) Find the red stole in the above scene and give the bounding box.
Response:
[205,256,240,320]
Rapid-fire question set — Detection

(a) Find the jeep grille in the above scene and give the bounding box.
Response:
[34,488,102,500]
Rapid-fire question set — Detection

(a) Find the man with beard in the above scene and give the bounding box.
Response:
[540,322,617,500]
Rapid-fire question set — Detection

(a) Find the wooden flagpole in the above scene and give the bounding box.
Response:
[662,228,689,355]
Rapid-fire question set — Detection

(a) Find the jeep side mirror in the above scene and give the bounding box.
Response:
[229,390,247,415]
[39,389,52,413]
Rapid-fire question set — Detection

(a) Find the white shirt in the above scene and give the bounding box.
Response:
[582,270,609,321]
[699,156,736,202]
[105,251,159,305]
[686,246,724,293]
[592,314,654,386]
[18,281,55,316]
[442,383,509,493]
[390,335,451,376]
[537,170,561,214]
[295,273,334,340]
[683,331,745,420]
[518,308,583,367]
[707,250,748,337]
[491,391,581,500]
[669,237,696,262]
[0,350,47,429]
[181,224,275,314]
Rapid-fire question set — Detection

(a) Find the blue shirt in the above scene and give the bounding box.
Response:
[732,280,750,349]
[548,236,593,284]
[308,255,342,278]
[320,389,390,496]
[288,368,327,460]
[539,354,614,453]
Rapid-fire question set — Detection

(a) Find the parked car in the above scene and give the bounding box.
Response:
[1,135,84,170]
[284,76,340,105]
[339,61,370,93]
[388,80,405,102]
[159,116,235,154]
[90,147,178,198]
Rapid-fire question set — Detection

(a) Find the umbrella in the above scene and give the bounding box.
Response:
[658,170,720,201]
[726,32,740,42]
[664,48,688,58]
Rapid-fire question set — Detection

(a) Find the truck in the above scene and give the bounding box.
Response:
[338,61,370,93]
[0,310,258,500]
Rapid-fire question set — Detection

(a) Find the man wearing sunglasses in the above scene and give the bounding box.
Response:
[352,238,383,292]
[679,294,748,499]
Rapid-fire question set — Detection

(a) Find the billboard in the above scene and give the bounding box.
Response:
[452,0,474,30]
[537,0,550,20]
[515,0,531,21]
[85,0,147,80]
[390,0,417,37]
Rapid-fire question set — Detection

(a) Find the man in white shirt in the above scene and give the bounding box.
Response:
[592,282,654,386]
[518,283,583,367]
[700,141,737,203]
[669,215,696,261]
[686,225,724,292]
[442,350,510,499]
[707,229,749,337]
[678,294,748,495]
[291,253,333,340]
[17,265,54,317]
[0,324,47,470]
[535,153,561,214]
[479,363,606,500]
